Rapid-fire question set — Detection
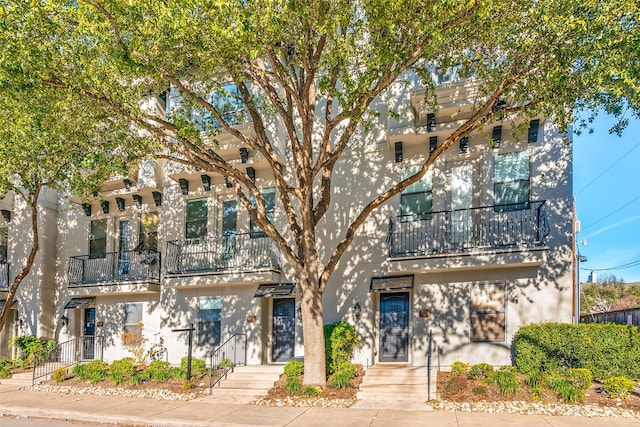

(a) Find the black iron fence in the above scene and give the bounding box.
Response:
[165,233,280,275]
[388,201,549,258]
[32,336,104,385]
[208,333,247,393]
[68,249,161,286]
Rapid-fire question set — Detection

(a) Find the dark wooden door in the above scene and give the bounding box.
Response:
[83,308,96,360]
[379,292,409,362]
[272,298,295,362]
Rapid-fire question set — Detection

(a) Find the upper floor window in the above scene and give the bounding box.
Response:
[139,212,159,251]
[494,151,530,211]
[222,199,237,235]
[0,227,7,264]
[89,219,107,258]
[250,188,275,236]
[400,167,432,219]
[206,83,248,129]
[186,198,208,240]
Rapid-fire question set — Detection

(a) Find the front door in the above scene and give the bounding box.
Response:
[272,298,295,362]
[83,308,96,360]
[379,292,410,363]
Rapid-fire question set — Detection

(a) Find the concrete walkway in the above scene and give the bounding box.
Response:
[0,385,639,427]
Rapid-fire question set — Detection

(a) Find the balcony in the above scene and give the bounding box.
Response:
[68,249,161,296]
[0,262,8,290]
[387,201,549,272]
[164,233,281,286]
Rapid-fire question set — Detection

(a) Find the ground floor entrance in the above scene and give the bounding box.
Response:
[272,298,295,362]
[379,292,410,363]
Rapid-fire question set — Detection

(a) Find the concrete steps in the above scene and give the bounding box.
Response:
[353,365,437,410]
[201,364,283,404]
[0,371,34,388]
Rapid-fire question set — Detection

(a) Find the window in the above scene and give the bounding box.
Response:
[0,227,7,264]
[89,219,107,258]
[470,284,506,342]
[139,212,159,251]
[207,83,247,128]
[123,303,143,340]
[186,198,208,240]
[400,167,432,219]
[250,188,276,235]
[222,200,237,235]
[198,297,221,347]
[494,151,530,211]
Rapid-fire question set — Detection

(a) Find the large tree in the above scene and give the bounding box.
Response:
[1,0,638,385]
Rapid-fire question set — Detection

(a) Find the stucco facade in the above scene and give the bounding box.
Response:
[0,73,573,369]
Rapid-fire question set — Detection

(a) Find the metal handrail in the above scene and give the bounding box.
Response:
[32,335,104,385]
[208,333,247,393]
[68,249,161,286]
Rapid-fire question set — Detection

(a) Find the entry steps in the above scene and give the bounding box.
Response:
[0,370,36,388]
[198,364,283,404]
[353,365,437,410]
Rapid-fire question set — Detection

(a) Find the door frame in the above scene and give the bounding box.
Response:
[377,291,411,364]
[271,297,296,363]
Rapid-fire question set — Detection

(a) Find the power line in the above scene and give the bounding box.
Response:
[576,139,640,195]
[582,258,640,272]
[582,194,640,231]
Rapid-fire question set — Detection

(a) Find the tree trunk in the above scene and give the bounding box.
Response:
[299,274,326,387]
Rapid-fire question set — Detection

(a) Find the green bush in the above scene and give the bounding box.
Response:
[218,358,234,369]
[603,376,635,399]
[450,361,470,377]
[525,371,543,399]
[328,361,358,389]
[0,365,11,378]
[180,357,208,378]
[9,335,57,364]
[513,322,640,380]
[72,360,107,384]
[302,385,322,396]
[567,368,593,390]
[51,367,67,383]
[284,360,304,395]
[146,360,173,381]
[324,322,361,375]
[545,373,585,404]
[468,363,494,380]
[492,367,518,395]
[130,372,147,386]
[108,358,136,385]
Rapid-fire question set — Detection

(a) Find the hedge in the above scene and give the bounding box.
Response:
[513,322,640,380]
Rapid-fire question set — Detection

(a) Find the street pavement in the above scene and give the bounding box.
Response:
[1,385,639,427]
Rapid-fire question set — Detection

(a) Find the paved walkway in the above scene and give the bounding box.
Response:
[0,385,639,427]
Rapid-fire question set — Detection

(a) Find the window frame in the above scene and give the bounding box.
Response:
[139,212,159,251]
[123,302,143,342]
[493,151,530,212]
[198,297,222,347]
[250,187,276,237]
[89,219,108,259]
[400,167,433,220]
[185,198,208,240]
[470,283,506,342]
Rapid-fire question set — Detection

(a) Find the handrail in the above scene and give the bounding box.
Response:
[32,335,104,385]
[68,249,161,286]
[208,333,247,393]
[427,330,433,401]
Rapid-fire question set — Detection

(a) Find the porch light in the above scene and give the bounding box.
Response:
[201,174,211,191]
[224,176,233,188]
[296,304,302,323]
[132,194,142,209]
[100,200,109,214]
[353,301,362,322]
[246,167,256,183]
[61,315,69,328]
[82,203,92,217]
[0,209,10,223]
[394,141,403,163]
[152,191,162,206]
[239,147,249,163]
[116,197,126,212]
[179,178,189,195]
[123,178,132,190]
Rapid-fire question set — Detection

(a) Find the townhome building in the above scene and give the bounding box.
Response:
[1,69,574,369]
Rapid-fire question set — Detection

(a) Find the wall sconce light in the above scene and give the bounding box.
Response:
[61,315,69,327]
[92,189,99,197]
[152,191,162,207]
[224,176,233,188]
[0,209,10,223]
[239,147,249,163]
[82,203,92,217]
[201,174,211,191]
[297,304,303,323]
[116,197,126,212]
[179,178,189,195]
[353,301,362,322]
[100,200,110,214]
[123,178,132,190]
[394,141,403,163]
[246,167,256,183]
[429,136,437,155]
[492,125,502,148]
[132,194,142,209]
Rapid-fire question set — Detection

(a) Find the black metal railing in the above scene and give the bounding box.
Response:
[0,262,9,289]
[208,333,247,393]
[32,336,104,385]
[388,201,549,258]
[165,233,280,275]
[68,249,161,286]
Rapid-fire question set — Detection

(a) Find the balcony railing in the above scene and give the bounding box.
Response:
[388,201,549,258]
[165,233,280,275]
[68,249,161,286]
[0,262,8,289]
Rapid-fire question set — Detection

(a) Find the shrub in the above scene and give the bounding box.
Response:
[284,360,304,395]
[328,362,358,389]
[545,373,585,404]
[130,372,147,386]
[471,384,488,396]
[180,357,208,378]
[122,323,147,366]
[567,368,593,390]
[513,322,640,380]
[146,360,173,381]
[444,376,467,394]
[603,376,635,399]
[9,335,57,364]
[0,365,11,378]
[72,360,107,384]
[450,361,470,377]
[108,358,136,385]
[468,363,494,380]
[51,367,67,383]
[302,385,322,396]
[525,371,543,399]
[493,367,518,395]
[218,358,234,369]
[324,322,361,375]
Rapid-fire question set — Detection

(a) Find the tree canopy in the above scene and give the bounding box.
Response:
[0,0,638,385]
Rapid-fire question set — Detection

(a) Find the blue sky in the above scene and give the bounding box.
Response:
[573,112,640,284]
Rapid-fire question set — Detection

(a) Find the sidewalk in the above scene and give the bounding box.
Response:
[1,385,639,427]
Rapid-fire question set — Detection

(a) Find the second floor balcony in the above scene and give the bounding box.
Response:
[68,249,161,296]
[165,233,281,279]
[388,201,549,261]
